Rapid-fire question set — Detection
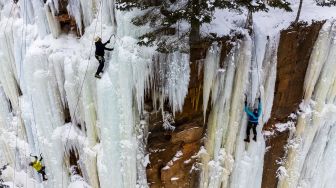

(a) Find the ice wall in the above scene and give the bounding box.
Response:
[278,20,336,188]
[199,28,278,188]
[3,0,336,187]
[0,0,191,187]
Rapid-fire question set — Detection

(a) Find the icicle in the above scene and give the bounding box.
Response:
[67,0,83,35]
[31,0,51,37]
[203,43,221,120]
[304,21,334,101]
[45,3,61,38]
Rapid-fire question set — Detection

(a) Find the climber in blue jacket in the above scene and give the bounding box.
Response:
[244,97,262,142]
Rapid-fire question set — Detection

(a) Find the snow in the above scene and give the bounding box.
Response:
[162,150,184,170]
[68,174,91,188]
[162,111,176,131]
[275,121,295,132]
[202,0,336,38]
[0,167,40,188]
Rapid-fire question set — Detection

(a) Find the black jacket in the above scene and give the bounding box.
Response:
[0,164,8,176]
[95,41,113,56]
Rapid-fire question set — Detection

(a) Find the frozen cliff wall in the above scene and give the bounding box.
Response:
[0,0,192,187]
[277,20,336,188]
[262,21,324,188]
[1,0,336,188]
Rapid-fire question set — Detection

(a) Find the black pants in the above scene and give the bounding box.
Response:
[38,166,47,181]
[246,121,257,138]
[95,55,105,75]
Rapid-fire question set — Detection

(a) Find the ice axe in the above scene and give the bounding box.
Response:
[244,94,248,106]
[109,34,115,41]
[29,153,41,157]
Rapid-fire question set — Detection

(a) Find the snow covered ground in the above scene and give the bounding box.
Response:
[203,0,336,37]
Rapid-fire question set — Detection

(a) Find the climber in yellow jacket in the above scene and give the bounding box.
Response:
[29,154,47,181]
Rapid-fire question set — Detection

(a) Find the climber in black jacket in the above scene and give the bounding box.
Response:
[94,37,113,79]
[0,163,8,184]
[0,164,8,176]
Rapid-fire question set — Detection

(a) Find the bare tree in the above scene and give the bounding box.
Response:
[294,0,303,24]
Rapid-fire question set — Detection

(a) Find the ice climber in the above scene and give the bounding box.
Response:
[0,164,8,176]
[244,97,262,142]
[0,163,8,184]
[29,154,48,181]
[94,36,114,79]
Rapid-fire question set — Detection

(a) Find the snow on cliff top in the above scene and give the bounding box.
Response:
[202,0,336,37]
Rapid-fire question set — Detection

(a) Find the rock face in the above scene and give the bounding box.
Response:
[52,0,82,35]
[171,124,203,144]
[145,21,324,188]
[145,40,235,187]
[146,43,210,188]
[262,21,324,188]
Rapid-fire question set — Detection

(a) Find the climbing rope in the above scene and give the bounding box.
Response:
[12,0,42,185]
[61,1,103,187]
[11,0,45,184]
[253,33,261,91]
[248,28,261,105]
[20,0,30,185]
[4,3,15,71]
[253,31,264,125]
[100,0,103,37]
[1,1,31,185]
[5,1,21,186]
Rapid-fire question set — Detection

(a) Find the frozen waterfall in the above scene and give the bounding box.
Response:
[1,0,336,188]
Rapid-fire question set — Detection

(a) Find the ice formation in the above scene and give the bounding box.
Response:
[0,0,190,187]
[199,24,278,187]
[278,20,336,188]
[0,0,336,188]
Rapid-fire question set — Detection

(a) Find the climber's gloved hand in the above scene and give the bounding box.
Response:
[258,97,261,102]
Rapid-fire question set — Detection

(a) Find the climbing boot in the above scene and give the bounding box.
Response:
[95,74,101,79]
[253,136,257,142]
[244,138,250,143]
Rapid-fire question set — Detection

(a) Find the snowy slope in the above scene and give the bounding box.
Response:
[202,0,336,37]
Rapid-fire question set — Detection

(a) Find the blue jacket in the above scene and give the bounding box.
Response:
[245,101,262,123]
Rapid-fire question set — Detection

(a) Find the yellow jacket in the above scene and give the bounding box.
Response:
[32,161,43,171]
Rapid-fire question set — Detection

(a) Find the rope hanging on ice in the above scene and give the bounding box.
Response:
[61,0,103,186]
[248,30,262,103]
[4,1,24,185]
